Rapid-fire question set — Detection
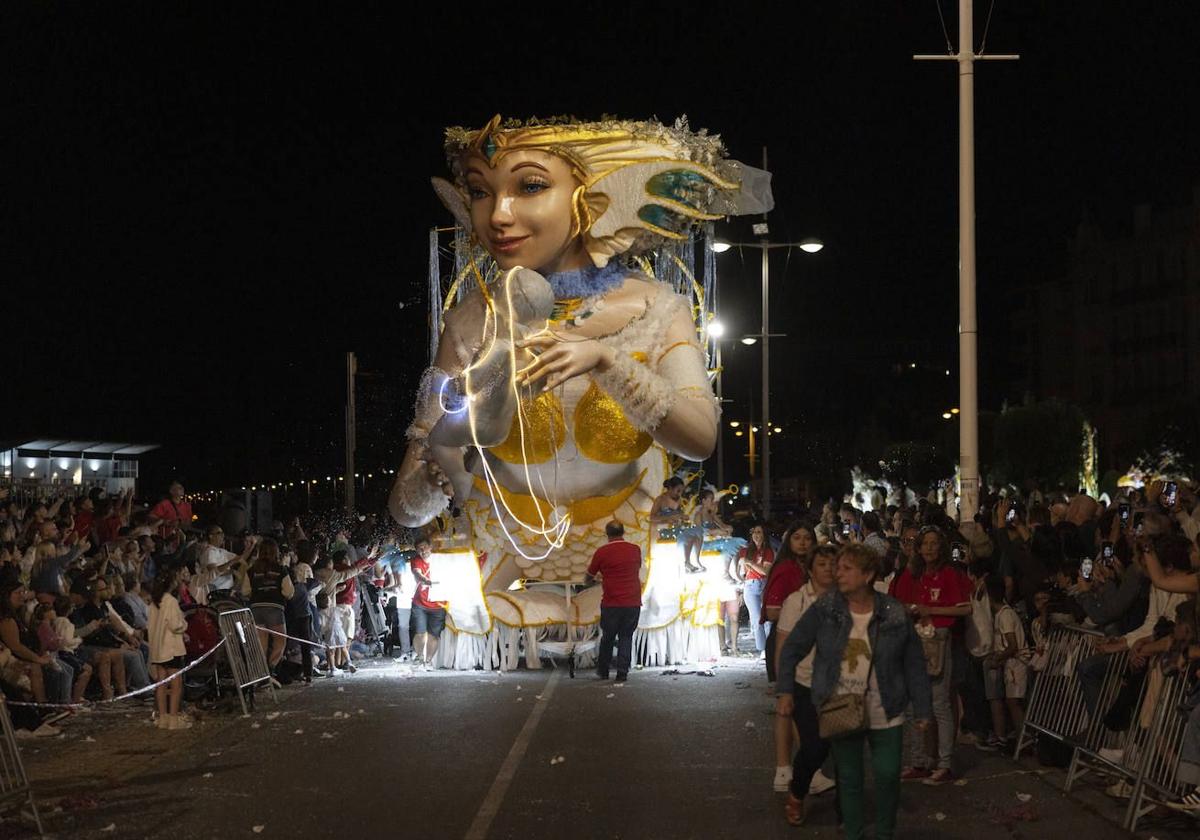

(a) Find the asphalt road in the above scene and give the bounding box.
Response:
[9,653,1199,840]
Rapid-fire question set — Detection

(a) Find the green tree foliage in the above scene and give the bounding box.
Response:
[991,398,1086,489]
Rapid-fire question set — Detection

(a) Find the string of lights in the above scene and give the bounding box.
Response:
[185,467,400,502]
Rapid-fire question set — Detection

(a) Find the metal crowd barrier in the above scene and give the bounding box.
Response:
[1016,623,1101,757]
[0,696,44,837]
[1124,670,1196,832]
[218,608,278,716]
[1016,623,1199,831]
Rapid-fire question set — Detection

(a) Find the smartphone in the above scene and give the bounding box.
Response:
[951,544,965,563]
[1080,558,1093,581]
[1164,481,1179,508]
[1101,541,1114,563]
[1006,506,1017,524]
[1134,511,1144,536]
[840,523,851,538]
[1118,503,1131,526]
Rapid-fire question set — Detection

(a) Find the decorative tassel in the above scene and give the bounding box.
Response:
[428,227,442,364]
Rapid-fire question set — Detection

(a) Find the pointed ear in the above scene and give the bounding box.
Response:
[431,177,472,232]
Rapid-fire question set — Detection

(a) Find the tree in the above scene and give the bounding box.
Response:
[990,398,1087,490]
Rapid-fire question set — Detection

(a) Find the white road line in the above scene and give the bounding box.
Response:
[464,670,562,840]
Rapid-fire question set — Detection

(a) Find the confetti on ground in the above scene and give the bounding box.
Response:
[516,685,522,690]
[250,723,261,729]
[253,826,265,834]
[557,755,565,763]
[535,695,543,700]
[202,772,213,779]
[516,697,523,702]
[321,732,335,739]
[209,752,221,757]
[100,824,116,832]
[265,712,280,721]
[293,729,304,735]
[357,709,365,714]
[1016,793,1032,803]
[934,812,946,822]
[606,693,615,699]
[954,779,969,787]
[744,721,756,729]
[337,687,345,692]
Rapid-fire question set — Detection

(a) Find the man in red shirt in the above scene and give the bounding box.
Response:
[410,538,447,669]
[150,481,193,540]
[586,520,644,682]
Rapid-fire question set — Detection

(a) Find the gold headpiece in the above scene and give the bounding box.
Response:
[437,114,743,268]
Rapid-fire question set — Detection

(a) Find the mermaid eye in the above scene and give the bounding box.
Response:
[467,185,489,201]
[521,178,550,194]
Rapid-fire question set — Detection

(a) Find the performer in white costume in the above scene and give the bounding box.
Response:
[389,115,768,669]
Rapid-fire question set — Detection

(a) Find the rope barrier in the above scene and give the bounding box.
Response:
[6,639,228,710]
[259,626,329,650]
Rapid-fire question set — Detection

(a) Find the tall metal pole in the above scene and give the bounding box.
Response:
[760,146,772,519]
[345,351,357,512]
[915,1,1018,522]
[956,0,979,523]
[715,339,725,490]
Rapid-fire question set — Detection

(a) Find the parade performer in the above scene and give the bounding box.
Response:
[389,114,770,669]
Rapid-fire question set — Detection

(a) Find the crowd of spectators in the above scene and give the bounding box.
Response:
[738,478,1200,828]
[0,480,440,740]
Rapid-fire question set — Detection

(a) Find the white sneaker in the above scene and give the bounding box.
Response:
[808,769,836,795]
[773,765,793,793]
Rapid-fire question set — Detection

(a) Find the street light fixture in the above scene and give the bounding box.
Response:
[713,232,824,515]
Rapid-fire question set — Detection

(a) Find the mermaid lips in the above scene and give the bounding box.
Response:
[492,236,529,253]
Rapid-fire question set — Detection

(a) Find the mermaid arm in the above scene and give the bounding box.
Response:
[592,294,718,461]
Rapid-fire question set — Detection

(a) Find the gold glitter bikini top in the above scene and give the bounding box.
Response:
[489,300,653,466]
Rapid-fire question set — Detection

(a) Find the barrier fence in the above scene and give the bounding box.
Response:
[1016,623,1198,832]
[0,696,43,837]
[217,608,278,716]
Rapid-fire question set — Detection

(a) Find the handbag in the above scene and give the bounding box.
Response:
[921,635,946,678]
[818,621,877,740]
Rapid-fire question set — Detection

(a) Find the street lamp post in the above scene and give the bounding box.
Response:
[704,319,728,489]
[713,234,822,518]
[915,0,1018,521]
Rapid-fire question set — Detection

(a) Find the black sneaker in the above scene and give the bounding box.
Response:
[595,671,610,680]
[615,672,628,682]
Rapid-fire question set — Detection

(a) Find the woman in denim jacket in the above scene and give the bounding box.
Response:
[776,544,933,838]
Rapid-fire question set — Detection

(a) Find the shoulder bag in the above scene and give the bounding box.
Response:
[818,619,878,739]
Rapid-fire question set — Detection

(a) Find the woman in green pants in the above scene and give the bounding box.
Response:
[776,544,932,837]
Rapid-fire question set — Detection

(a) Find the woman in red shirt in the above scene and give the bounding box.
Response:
[761,522,813,793]
[890,526,970,785]
[737,524,774,656]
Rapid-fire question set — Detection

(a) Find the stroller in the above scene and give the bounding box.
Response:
[181,604,226,705]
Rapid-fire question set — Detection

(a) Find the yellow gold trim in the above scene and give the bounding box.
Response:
[472,467,646,528]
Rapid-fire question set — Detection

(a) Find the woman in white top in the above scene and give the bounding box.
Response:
[773,545,839,823]
[148,566,190,730]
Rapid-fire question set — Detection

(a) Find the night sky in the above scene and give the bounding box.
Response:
[8,3,1199,500]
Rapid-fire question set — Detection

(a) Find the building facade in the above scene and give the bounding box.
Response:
[1008,188,1200,470]
[1,439,158,502]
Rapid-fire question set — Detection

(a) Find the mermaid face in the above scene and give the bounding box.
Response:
[464,149,591,275]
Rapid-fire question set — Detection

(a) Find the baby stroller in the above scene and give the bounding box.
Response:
[182,604,225,705]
